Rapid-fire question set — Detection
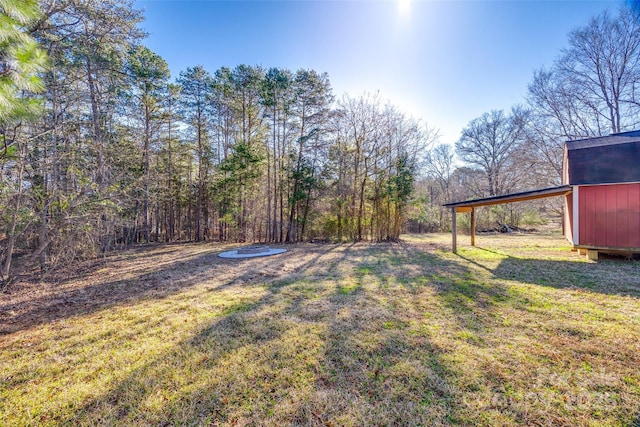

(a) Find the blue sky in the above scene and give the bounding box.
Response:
[135,0,618,144]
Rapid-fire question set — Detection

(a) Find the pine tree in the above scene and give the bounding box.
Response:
[0,0,48,136]
[126,46,170,243]
[178,66,214,241]
[0,0,48,283]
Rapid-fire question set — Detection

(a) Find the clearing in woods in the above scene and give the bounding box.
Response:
[1,233,639,426]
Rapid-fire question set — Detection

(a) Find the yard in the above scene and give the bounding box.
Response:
[1,233,639,426]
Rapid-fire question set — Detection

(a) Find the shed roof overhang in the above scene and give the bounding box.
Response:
[443,185,573,212]
[443,185,573,253]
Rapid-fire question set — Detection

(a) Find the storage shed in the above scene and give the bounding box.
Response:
[563,130,640,256]
[444,130,640,259]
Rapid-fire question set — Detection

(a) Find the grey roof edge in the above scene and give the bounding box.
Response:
[443,185,572,208]
[565,129,640,151]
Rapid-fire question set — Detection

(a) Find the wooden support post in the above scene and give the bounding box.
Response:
[451,207,457,253]
[587,250,599,261]
[470,207,476,247]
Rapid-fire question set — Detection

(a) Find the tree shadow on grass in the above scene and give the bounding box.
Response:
[456,247,640,425]
[491,254,640,297]
[345,244,640,426]
[62,298,287,425]
[380,243,509,337]
[8,242,211,290]
[12,241,639,425]
[52,244,350,425]
[287,243,491,425]
[0,243,344,335]
[43,243,468,426]
[303,280,458,425]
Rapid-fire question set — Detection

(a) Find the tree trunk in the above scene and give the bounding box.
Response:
[168,115,175,241]
[143,102,150,243]
[85,58,105,188]
[1,139,26,282]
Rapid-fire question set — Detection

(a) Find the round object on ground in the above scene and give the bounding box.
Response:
[218,246,287,259]
[237,246,270,255]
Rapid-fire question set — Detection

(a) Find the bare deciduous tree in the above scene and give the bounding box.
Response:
[524,5,640,193]
[455,109,528,197]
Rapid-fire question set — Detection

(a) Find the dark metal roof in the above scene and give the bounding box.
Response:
[565,130,640,185]
[566,130,640,151]
[443,185,572,210]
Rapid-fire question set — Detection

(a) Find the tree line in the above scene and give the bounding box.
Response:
[0,0,437,283]
[2,1,639,283]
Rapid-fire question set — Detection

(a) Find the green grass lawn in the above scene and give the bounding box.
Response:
[1,233,640,426]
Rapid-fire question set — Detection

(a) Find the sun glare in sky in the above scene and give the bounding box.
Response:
[398,0,411,17]
[136,0,614,144]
